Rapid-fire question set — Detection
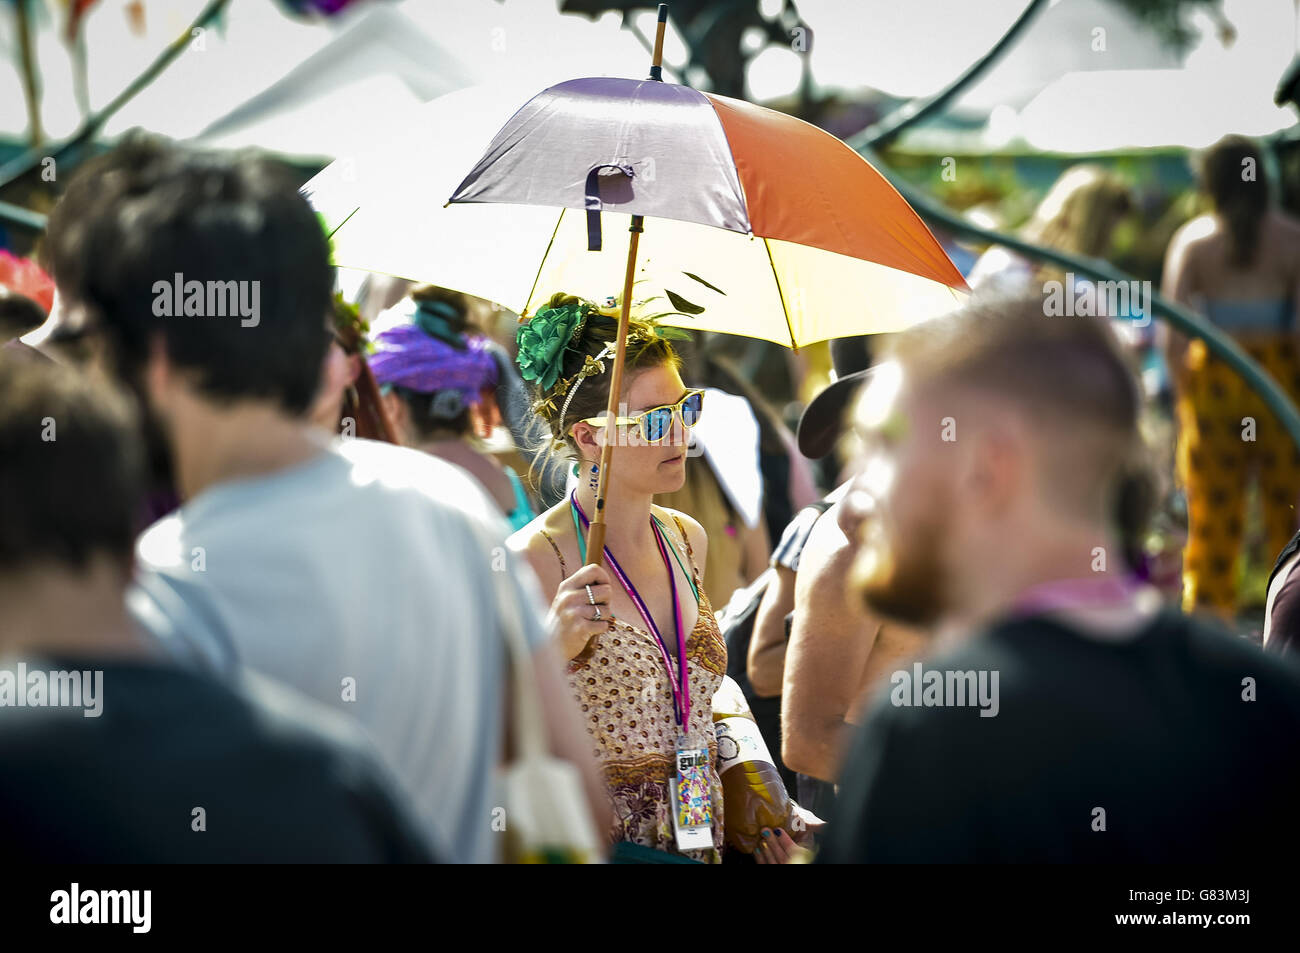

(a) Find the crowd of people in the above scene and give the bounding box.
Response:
[2,131,1300,863]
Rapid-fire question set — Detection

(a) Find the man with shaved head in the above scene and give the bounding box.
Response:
[819,294,1300,863]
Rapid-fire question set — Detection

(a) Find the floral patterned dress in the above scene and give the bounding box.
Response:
[540,514,728,862]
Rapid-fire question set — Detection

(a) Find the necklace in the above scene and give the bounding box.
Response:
[570,493,690,727]
[1011,574,1143,616]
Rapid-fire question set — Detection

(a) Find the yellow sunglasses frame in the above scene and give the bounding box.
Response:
[576,389,706,443]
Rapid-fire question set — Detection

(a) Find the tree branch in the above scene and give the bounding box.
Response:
[0,0,233,192]
[849,0,1049,151]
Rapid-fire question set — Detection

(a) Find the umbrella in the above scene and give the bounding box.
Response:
[307,4,967,562]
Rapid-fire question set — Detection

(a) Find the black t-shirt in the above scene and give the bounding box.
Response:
[0,655,435,862]
[818,609,1300,863]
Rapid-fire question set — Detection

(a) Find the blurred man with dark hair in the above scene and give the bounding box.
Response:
[41,136,606,863]
[0,356,434,861]
[820,294,1300,863]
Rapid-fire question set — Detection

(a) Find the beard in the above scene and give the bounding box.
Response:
[853,487,952,628]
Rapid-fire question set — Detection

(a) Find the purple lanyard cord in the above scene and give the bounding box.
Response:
[1011,574,1142,617]
[570,493,690,727]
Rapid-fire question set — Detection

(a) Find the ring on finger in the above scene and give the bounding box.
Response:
[593,605,603,621]
[585,584,596,606]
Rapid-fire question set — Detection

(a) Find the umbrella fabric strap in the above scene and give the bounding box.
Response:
[585,164,637,251]
[570,492,690,726]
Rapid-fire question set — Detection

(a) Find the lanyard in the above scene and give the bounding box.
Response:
[573,509,700,603]
[570,493,690,728]
[1010,574,1142,617]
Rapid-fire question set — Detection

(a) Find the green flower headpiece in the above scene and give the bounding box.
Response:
[515,294,694,421]
[515,300,593,395]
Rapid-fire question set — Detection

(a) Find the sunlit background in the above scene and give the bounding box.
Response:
[2,0,1296,158]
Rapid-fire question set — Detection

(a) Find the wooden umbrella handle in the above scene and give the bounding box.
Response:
[584,3,666,565]
[584,218,644,566]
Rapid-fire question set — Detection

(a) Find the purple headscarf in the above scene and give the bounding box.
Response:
[369,324,499,404]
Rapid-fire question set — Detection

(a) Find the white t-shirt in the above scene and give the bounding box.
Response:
[129,438,549,863]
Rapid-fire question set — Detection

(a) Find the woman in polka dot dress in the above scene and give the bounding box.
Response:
[509,295,728,861]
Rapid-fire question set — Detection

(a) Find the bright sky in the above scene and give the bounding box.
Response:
[0,0,1296,152]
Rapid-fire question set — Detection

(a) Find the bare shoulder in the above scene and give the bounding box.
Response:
[1267,208,1300,246]
[507,501,577,597]
[653,505,709,565]
[1170,213,1217,254]
[792,501,862,638]
[797,501,853,587]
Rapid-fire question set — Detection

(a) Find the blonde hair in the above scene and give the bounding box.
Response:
[1024,165,1133,263]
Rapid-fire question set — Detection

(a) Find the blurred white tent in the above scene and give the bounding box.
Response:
[192,5,480,157]
[1016,69,1295,152]
[195,0,652,157]
[790,0,1181,114]
[885,0,1299,154]
[0,0,647,159]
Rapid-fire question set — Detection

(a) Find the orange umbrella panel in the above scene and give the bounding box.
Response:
[703,91,967,290]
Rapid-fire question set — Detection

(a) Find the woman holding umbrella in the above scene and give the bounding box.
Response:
[509,293,803,863]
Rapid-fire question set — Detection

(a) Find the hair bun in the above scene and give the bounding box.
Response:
[414,299,468,348]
